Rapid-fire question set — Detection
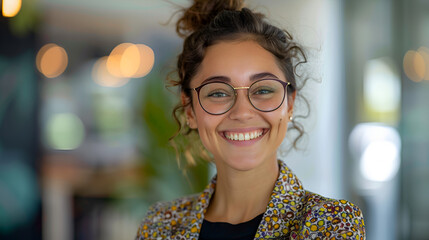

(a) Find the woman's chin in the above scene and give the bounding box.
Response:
[216,155,267,172]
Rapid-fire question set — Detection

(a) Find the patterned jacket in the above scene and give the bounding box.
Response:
[136,161,365,239]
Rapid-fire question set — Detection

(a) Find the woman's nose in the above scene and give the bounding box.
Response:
[227,90,255,121]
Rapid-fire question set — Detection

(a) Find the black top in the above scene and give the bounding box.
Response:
[198,213,264,240]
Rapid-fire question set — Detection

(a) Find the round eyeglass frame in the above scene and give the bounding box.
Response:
[189,79,291,115]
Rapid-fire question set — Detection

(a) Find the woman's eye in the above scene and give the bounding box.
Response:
[253,88,274,95]
[207,91,229,98]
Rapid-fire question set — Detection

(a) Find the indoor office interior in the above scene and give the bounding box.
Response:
[0,0,428,239]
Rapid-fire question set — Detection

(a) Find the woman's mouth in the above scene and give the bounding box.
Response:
[223,129,266,141]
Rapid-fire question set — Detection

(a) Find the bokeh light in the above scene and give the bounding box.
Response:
[92,56,129,87]
[106,43,154,78]
[360,141,400,182]
[417,47,429,81]
[349,123,401,183]
[36,44,68,78]
[45,113,85,150]
[364,58,400,112]
[120,44,140,78]
[2,0,22,17]
[403,50,426,82]
[134,44,155,78]
[106,43,134,78]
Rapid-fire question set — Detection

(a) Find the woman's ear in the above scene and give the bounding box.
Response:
[181,92,198,129]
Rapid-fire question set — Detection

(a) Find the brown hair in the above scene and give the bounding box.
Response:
[169,0,309,167]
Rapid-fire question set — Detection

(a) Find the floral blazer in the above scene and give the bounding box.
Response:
[136,161,365,239]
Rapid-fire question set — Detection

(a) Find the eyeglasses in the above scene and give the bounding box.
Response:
[189,79,290,115]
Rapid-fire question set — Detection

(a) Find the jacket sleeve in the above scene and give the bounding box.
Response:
[135,202,163,240]
[297,199,366,239]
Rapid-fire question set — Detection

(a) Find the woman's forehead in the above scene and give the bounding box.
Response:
[192,40,286,85]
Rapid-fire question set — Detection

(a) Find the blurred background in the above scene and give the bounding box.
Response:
[0,0,428,239]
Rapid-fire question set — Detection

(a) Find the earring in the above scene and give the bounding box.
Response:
[289,115,293,121]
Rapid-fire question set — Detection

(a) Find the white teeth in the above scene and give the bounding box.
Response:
[225,130,264,141]
[239,133,244,141]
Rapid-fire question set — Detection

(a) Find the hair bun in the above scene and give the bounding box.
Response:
[176,0,245,37]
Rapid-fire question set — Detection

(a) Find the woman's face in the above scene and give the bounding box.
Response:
[184,40,295,172]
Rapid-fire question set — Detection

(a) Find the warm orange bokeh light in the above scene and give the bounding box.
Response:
[106,43,133,78]
[417,47,429,81]
[134,44,155,78]
[106,43,155,78]
[92,56,129,87]
[36,44,68,78]
[403,50,426,82]
[2,0,22,17]
[120,44,141,78]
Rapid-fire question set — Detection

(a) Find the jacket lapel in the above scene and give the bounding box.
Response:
[178,177,216,239]
[254,161,306,239]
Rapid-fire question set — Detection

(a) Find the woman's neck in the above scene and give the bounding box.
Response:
[204,159,279,224]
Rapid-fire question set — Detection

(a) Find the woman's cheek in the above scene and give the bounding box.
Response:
[275,109,290,140]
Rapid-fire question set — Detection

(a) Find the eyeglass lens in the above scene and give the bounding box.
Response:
[197,79,286,115]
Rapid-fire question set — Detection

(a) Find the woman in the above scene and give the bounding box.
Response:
[136,0,365,239]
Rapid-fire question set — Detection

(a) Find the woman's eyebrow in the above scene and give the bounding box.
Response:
[250,72,280,81]
[200,72,279,85]
[201,76,230,84]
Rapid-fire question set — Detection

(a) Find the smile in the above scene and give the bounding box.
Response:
[224,129,265,141]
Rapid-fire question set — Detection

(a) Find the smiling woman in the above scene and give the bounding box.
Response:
[135,0,365,239]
